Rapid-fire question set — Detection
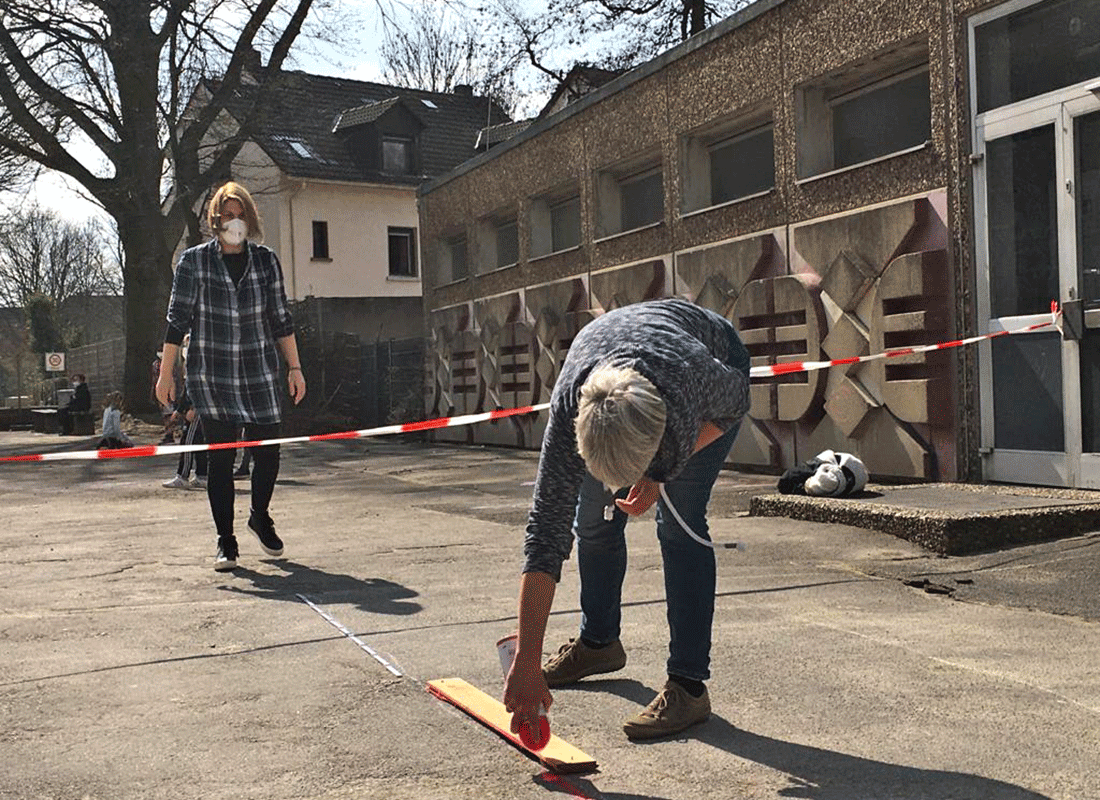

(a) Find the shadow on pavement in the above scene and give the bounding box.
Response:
[222,560,422,615]
[534,771,673,799]
[559,680,1052,800]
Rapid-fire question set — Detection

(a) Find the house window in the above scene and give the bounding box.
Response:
[312,220,329,259]
[495,218,519,268]
[797,42,931,178]
[388,227,417,277]
[446,235,467,281]
[382,136,413,174]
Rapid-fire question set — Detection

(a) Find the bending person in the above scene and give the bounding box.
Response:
[155,181,306,572]
[504,298,750,741]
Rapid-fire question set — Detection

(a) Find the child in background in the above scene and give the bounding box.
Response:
[163,383,208,490]
[97,392,133,449]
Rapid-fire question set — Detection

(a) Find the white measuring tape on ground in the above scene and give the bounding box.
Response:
[297,593,403,677]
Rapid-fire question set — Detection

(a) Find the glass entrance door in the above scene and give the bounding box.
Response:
[976,101,1100,487]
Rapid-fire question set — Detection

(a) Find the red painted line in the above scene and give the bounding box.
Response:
[535,773,602,798]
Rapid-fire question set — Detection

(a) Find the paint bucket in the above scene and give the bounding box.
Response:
[496,633,550,751]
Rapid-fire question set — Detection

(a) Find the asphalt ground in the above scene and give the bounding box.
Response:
[1,427,1098,799]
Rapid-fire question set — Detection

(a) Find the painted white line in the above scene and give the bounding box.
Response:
[297,593,403,677]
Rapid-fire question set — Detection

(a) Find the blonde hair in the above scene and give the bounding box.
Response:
[576,364,667,490]
[207,181,263,241]
[107,391,123,409]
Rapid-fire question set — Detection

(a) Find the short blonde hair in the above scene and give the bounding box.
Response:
[207,181,263,241]
[576,364,667,490]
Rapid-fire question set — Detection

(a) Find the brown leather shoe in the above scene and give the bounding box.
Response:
[623,679,711,740]
[542,638,627,687]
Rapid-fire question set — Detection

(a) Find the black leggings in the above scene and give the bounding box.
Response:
[201,418,281,539]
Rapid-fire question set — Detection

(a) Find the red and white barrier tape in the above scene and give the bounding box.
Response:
[748,302,1061,378]
[0,404,549,464]
[0,304,1061,464]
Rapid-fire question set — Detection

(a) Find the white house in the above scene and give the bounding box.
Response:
[212,62,509,341]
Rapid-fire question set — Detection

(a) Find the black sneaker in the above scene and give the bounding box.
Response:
[214,537,239,572]
[233,467,250,480]
[248,510,284,557]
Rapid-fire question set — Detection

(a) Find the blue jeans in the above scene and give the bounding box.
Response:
[572,422,741,683]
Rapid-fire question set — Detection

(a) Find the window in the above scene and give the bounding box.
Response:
[530,190,581,257]
[382,136,413,174]
[620,168,664,231]
[683,117,774,212]
[388,227,417,277]
[710,126,774,205]
[476,211,519,272]
[446,235,467,281]
[831,68,930,169]
[495,218,519,268]
[311,220,329,259]
[797,42,931,178]
[596,158,664,238]
[975,0,1100,114]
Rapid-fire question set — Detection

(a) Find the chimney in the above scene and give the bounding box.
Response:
[243,47,263,80]
[453,84,474,98]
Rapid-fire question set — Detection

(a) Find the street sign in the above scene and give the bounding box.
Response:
[45,352,65,372]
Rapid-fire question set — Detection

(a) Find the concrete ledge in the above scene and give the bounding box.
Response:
[749,483,1100,555]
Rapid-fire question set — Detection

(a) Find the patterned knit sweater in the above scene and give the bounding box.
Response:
[523,298,751,580]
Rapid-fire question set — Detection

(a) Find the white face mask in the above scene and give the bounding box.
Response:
[219,217,247,247]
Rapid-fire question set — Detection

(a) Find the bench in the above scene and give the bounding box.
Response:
[31,408,58,434]
[71,411,95,436]
[32,408,95,436]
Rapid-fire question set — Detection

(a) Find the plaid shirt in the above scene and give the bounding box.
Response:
[166,239,295,425]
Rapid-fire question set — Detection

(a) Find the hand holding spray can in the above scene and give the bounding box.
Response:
[497,633,550,751]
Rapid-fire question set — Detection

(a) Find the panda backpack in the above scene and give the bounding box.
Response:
[778,450,868,497]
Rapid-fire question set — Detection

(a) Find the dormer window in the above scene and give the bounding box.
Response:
[382,136,413,174]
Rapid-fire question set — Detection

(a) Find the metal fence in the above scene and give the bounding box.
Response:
[287,324,425,433]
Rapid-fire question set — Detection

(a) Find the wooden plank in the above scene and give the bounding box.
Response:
[426,678,598,774]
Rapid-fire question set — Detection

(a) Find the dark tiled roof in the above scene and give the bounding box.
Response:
[332,97,405,131]
[475,119,533,149]
[219,71,510,184]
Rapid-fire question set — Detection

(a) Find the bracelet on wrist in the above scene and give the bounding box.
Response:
[288,366,302,372]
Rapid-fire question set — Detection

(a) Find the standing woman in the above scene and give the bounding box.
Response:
[156,182,306,571]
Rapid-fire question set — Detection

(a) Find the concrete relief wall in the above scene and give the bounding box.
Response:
[425,191,954,480]
[791,190,953,479]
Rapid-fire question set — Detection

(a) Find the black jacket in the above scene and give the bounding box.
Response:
[68,383,91,412]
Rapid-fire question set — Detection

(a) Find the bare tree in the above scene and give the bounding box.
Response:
[0,204,121,309]
[379,4,522,116]
[482,0,755,100]
[0,0,346,409]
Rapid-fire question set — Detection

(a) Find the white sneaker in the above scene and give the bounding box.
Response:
[162,475,189,489]
[189,476,206,489]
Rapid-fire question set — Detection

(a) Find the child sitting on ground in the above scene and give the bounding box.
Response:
[97,391,133,449]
